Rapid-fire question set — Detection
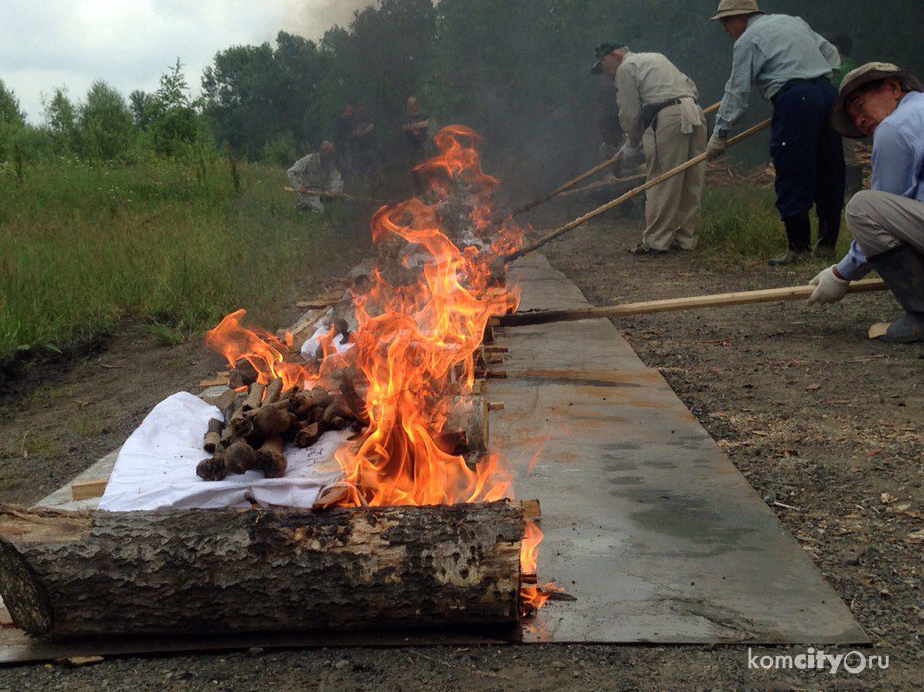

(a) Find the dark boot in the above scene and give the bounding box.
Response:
[769,212,811,266]
[814,209,842,259]
[867,244,924,344]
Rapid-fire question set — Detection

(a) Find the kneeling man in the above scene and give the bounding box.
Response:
[808,63,924,343]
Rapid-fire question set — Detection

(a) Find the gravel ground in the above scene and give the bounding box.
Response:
[1,198,922,690]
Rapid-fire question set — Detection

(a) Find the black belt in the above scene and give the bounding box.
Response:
[771,76,828,104]
[640,98,693,132]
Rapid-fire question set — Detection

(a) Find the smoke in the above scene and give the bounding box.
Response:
[282,0,376,39]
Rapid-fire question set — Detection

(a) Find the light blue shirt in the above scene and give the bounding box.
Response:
[714,14,840,136]
[837,91,924,280]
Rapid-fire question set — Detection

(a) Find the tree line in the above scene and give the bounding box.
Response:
[1,0,921,185]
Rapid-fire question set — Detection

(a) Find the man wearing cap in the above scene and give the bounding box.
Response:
[706,0,845,266]
[592,43,706,255]
[808,63,924,343]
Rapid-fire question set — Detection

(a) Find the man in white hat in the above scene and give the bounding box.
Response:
[592,43,707,256]
[808,62,924,343]
[706,0,845,266]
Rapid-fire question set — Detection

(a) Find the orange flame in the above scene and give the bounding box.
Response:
[333,127,520,507]
[205,126,553,613]
[519,520,558,615]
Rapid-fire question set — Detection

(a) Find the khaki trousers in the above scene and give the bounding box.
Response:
[641,105,707,251]
[846,190,924,259]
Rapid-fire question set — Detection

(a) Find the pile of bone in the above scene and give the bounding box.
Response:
[197,375,367,482]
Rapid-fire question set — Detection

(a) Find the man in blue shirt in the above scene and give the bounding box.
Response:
[808,62,924,343]
[706,0,845,266]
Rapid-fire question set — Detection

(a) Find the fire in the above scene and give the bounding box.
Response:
[205,126,553,614]
[520,520,549,613]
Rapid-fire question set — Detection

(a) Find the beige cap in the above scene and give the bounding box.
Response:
[711,0,763,21]
[831,62,924,137]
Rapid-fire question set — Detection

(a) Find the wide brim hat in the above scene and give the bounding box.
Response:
[590,42,626,74]
[831,62,924,137]
[711,0,764,21]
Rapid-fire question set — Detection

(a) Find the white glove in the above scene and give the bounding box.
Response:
[618,142,640,162]
[705,133,728,161]
[618,142,643,175]
[808,265,849,305]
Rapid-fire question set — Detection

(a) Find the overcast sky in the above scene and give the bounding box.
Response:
[1,0,372,123]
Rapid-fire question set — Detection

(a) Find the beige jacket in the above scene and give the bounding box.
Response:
[614,52,702,145]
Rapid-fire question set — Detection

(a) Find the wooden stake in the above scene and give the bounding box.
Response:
[509,101,721,217]
[504,118,771,264]
[490,278,888,328]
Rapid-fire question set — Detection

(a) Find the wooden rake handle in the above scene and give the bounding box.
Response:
[490,278,888,328]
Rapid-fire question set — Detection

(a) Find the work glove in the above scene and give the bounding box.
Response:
[618,142,643,174]
[808,265,849,305]
[618,142,640,161]
[705,133,728,161]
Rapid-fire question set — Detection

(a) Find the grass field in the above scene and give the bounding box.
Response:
[0,155,340,365]
[698,185,853,263]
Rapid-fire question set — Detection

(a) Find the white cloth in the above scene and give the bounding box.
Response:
[677,96,704,135]
[99,392,346,512]
[300,316,355,361]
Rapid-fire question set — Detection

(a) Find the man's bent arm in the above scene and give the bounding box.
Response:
[714,41,757,136]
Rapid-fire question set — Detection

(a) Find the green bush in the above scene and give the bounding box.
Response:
[260,132,301,167]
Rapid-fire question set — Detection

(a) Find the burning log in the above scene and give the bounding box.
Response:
[242,382,266,412]
[322,399,352,430]
[263,377,284,405]
[228,360,259,389]
[339,379,369,426]
[250,406,294,438]
[203,418,224,454]
[445,397,490,458]
[291,386,334,418]
[293,422,322,448]
[0,501,524,638]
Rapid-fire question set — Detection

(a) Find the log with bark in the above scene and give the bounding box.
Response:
[0,501,525,638]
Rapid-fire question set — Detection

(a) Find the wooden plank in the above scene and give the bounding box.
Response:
[296,291,344,310]
[70,479,108,501]
[492,278,888,328]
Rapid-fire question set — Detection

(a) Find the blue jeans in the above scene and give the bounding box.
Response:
[770,78,846,221]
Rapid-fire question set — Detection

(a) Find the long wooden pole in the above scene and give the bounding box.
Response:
[504,117,771,264]
[510,101,722,218]
[489,278,888,328]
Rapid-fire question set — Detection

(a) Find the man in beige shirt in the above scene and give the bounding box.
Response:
[592,43,707,254]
